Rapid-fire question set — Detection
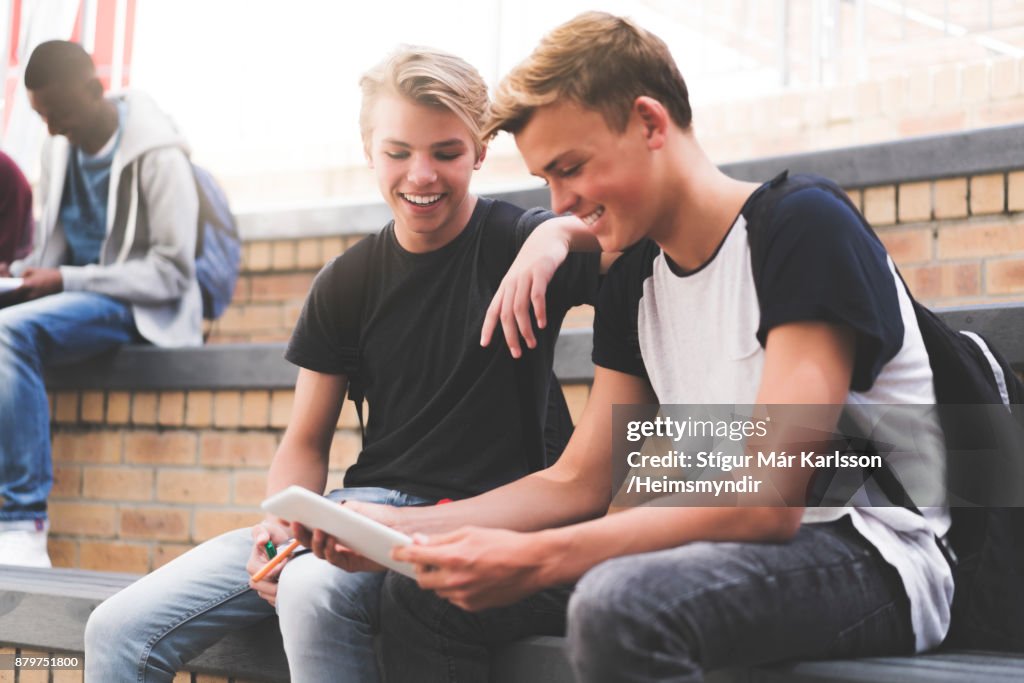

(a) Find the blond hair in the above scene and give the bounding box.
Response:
[360,46,489,158]
[485,12,692,139]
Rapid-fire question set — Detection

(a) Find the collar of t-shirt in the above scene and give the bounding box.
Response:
[59,100,127,266]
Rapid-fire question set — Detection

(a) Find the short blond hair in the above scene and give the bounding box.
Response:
[360,46,489,158]
[485,12,692,139]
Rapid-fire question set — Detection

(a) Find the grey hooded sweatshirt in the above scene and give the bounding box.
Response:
[12,90,202,348]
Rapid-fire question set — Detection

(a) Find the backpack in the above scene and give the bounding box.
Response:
[192,164,241,320]
[336,199,573,474]
[745,171,1024,652]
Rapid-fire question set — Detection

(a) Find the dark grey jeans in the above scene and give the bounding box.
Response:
[378,517,914,683]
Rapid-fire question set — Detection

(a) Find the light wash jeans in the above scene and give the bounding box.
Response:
[378,518,914,683]
[0,292,137,521]
[84,487,433,683]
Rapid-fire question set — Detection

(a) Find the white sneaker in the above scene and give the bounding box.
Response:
[0,520,52,568]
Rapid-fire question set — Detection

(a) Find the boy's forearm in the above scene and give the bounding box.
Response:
[534,505,802,588]
[262,443,330,524]
[392,467,610,536]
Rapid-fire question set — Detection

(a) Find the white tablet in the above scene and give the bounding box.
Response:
[0,277,23,294]
[261,486,416,577]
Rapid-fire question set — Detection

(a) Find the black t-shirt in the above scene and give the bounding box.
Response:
[286,198,601,499]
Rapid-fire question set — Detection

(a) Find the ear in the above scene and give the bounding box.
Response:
[632,96,669,150]
[473,144,488,170]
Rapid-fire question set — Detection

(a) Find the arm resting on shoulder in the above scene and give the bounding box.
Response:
[482,214,619,356]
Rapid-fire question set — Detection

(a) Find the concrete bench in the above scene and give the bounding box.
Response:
[8,302,1024,681]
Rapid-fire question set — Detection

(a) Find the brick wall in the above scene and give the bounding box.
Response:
[858,170,1024,306]
[216,169,1024,345]
[211,234,596,344]
[45,383,591,573]
[42,162,1024,572]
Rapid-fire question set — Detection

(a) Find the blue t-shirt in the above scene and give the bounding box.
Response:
[59,100,126,266]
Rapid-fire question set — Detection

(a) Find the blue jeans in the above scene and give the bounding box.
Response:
[0,292,138,521]
[378,518,913,683]
[84,487,433,683]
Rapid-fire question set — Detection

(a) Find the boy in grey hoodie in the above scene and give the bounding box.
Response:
[0,40,200,567]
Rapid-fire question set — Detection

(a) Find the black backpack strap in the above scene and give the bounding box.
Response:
[337,240,371,441]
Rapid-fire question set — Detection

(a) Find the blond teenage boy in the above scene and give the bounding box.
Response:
[344,13,952,683]
[82,47,603,682]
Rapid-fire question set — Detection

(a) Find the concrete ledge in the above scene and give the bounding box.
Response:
[44,304,1024,391]
[45,329,597,391]
[235,124,1024,241]
[3,566,1023,683]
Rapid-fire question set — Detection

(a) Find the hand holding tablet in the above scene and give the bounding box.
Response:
[261,486,416,577]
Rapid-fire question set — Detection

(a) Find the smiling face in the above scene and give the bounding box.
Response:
[514,99,660,253]
[367,93,483,253]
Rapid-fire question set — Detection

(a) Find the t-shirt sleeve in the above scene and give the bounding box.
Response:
[284,254,359,375]
[513,208,602,310]
[752,187,904,392]
[590,241,655,380]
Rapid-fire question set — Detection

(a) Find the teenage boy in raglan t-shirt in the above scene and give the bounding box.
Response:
[337,13,953,683]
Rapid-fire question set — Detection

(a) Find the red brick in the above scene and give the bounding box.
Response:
[186,391,214,428]
[80,391,105,423]
[934,178,969,219]
[240,391,270,428]
[158,391,186,426]
[937,219,1024,260]
[157,469,232,504]
[47,537,77,568]
[83,466,155,501]
[54,391,80,424]
[106,391,131,424]
[247,241,273,271]
[897,182,931,223]
[79,541,150,573]
[153,543,194,569]
[248,273,314,303]
[233,470,268,506]
[124,431,197,465]
[213,391,242,428]
[877,228,931,265]
[132,392,158,425]
[194,509,260,542]
[51,464,82,499]
[270,390,293,428]
[296,238,322,268]
[50,502,117,536]
[987,258,1024,295]
[199,432,277,467]
[902,263,981,301]
[271,241,296,270]
[1011,171,1024,212]
[52,431,122,464]
[120,506,191,541]
[970,174,1005,215]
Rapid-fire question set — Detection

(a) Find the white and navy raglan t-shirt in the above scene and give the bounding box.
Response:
[592,179,954,652]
